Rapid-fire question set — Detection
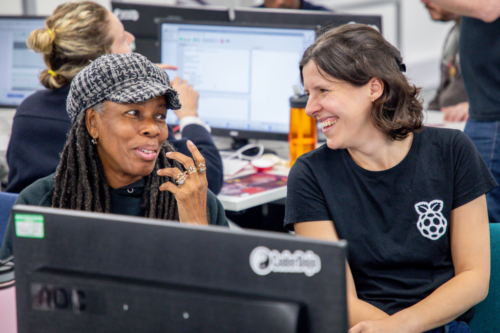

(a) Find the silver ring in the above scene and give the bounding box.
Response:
[175,172,188,185]
[197,162,206,173]
[176,175,187,185]
[187,165,197,174]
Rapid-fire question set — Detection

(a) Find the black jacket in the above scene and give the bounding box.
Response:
[0,173,228,260]
[6,86,223,194]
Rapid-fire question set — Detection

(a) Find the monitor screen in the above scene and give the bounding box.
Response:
[233,8,382,35]
[0,17,46,108]
[12,205,348,332]
[111,2,229,62]
[160,21,316,141]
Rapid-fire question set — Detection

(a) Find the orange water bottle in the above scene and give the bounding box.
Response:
[289,94,317,167]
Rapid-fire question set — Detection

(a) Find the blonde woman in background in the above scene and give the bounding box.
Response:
[5,1,223,194]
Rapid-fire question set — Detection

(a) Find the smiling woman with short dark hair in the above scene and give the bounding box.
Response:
[286,24,496,333]
[0,53,227,260]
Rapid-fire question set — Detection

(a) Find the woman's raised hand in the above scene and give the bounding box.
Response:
[170,77,199,120]
[157,140,208,225]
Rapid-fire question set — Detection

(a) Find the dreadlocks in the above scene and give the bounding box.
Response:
[52,109,183,220]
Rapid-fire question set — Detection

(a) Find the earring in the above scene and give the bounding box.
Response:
[91,137,98,145]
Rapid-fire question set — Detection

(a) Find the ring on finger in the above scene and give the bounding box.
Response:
[175,172,188,185]
[176,174,188,185]
[197,162,206,173]
[187,165,197,174]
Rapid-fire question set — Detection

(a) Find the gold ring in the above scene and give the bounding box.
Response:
[187,165,197,174]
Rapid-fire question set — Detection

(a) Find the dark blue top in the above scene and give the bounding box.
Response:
[6,86,72,193]
[258,0,330,11]
[6,86,223,194]
[460,16,500,121]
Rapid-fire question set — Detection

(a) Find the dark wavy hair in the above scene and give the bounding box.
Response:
[300,24,424,141]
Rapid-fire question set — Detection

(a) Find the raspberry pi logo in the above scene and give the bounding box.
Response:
[415,200,447,240]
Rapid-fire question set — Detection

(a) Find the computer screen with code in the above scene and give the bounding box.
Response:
[160,21,316,140]
[0,17,46,108]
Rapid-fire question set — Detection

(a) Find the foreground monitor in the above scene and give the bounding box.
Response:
[111,2,229,62]
[160,20,316,141]
[233,7,382,35]
[13,205,347,332]
[0,16,46,108]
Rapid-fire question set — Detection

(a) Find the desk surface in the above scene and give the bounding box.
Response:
[424,110,466,131]
[217,164,289,211]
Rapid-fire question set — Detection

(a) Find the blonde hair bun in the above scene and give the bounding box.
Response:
[26,28,54,54]
[26,1,113,90]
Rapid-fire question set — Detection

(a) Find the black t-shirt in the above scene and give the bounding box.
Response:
[460,16,500,121]
[284,127,497,320]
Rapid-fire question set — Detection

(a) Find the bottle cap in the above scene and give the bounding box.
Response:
[289,94,308,108]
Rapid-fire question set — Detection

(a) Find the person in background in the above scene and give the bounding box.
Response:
[257,0,330,11]
[422,0,468,122]
[424,0,500,222]
[0,53,228,260]
[6,1,223,195]
[286,24,495,333]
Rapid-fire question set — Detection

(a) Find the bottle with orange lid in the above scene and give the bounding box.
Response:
[289,94,317,167]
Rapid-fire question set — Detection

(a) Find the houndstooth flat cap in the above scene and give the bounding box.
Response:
[66,53,181,123]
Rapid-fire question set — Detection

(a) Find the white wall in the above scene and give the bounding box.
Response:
[0,0,23,15]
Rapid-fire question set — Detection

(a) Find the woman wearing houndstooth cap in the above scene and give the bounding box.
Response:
[0,53,227,260]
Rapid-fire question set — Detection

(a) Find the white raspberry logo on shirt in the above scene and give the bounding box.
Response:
[414,200,448,240]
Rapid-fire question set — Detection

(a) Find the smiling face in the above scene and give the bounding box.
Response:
[85,96,168,189]
[302,60,383,150]
[107,11,135,54]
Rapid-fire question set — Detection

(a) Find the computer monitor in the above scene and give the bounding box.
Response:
[111,2,230,62]
[233,7,382,35]
[160,20,317,141]
[0,16,46,108]
[12,205,348,332]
